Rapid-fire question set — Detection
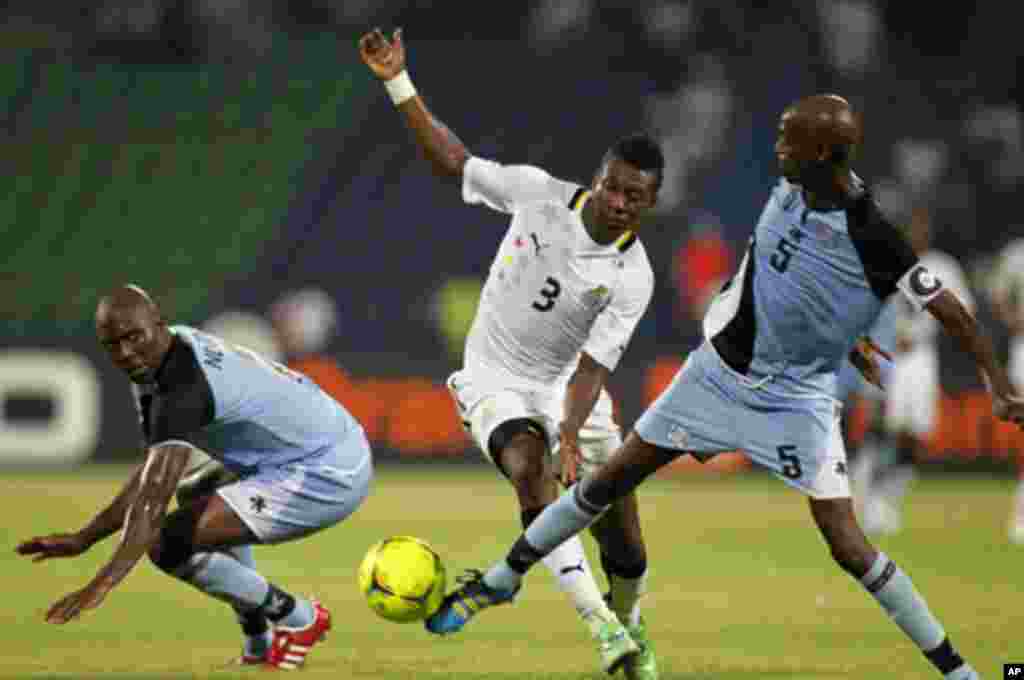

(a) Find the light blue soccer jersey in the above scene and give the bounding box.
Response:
[138,325,362,471]
[835,295,901,402]
[703,179,943,397]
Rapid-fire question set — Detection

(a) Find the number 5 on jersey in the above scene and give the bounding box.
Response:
[532,276,562,311]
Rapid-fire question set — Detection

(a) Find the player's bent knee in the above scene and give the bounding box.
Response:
[489,418,547,459]
[490,418,548,481]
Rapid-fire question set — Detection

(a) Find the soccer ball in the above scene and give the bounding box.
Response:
[358,536,446,623]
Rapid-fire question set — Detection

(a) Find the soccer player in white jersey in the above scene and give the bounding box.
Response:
[989,238,1024,542]
[359,29,659,677]
[16,285,373,671]
[428,95,1024,680]
[857,207,976,535]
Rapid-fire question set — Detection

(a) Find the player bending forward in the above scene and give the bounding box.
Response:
[16,285,373,670]
[430,95,1024,680]
[360,28,660,678]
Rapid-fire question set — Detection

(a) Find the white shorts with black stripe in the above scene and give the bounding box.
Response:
[447,369,621,476]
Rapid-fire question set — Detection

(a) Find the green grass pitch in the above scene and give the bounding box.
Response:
[1,465,1020,679]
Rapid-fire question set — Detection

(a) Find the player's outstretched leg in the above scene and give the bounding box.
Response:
[591,495,658,680]
[480,424,632,668]
[149,495,329,670]
[809,497,979,679]
[427,433,675,674]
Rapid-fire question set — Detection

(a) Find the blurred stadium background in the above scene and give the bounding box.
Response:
[2,1,1023,678]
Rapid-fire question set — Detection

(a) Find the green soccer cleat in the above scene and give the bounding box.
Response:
[594,617,640,675]
[623,618,659,680]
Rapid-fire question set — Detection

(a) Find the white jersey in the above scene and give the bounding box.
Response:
[896,250,974,346]
[990,238,1024,321]
[460,156,654,390]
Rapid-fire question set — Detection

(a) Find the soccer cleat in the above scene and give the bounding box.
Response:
[622,618,659,680]
[264,599,331,671]
[424,569,518,635]
[216,653,265,669]
[594,617,640,675]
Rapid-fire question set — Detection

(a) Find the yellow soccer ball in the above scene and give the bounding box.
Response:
[358,536,446,623]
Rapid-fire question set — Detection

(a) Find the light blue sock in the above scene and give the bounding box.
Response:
[175,552,314,630]
[275,596,315,630]
[174,551,270,609]
[223,547,272,657]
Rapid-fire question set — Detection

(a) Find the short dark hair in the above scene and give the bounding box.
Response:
[602,133,665,190]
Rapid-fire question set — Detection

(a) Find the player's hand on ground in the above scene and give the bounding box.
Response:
[45,580,112,624]
[992,393,1024,428]
[558,422,582,486]
[849,336,892,390]
[358,28,406,80]
[16,532,91,563]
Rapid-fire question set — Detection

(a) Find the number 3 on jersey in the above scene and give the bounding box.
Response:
[532,276,562,311]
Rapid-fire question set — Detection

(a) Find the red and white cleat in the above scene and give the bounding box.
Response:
[264,600,332,671]
[215,653,265,670]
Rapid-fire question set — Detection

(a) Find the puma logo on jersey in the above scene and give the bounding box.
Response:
[530,232,550,256]
[560,561,585,575]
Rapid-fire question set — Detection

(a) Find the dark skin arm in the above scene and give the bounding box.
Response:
[927,290,1024,424]
[358,28,470,180]
[847,336,892,390]
[16,461,145,562]
[44,443,190,624]
[559,352,611,486]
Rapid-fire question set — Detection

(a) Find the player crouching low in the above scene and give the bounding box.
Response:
[16,285,373,671]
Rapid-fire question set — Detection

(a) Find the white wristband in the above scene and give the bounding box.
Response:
[384,71,417,105]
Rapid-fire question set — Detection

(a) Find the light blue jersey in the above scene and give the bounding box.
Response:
[703,179,940,398]
[636,179,947,497]
[835,297,901,402]
[140,325,363,473]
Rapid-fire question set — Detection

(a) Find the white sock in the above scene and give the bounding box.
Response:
[608,570,646,626]
[540,534,611,628]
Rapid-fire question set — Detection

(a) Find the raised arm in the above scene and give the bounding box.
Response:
[358,28,469,181]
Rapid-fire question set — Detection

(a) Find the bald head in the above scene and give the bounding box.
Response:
[783,94,862,149]
[775,94,863,194]
[96,284,160,325]
[96,284,171,383]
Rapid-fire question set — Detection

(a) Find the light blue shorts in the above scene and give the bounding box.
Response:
[218,426,374,544]
[635,342,851,499]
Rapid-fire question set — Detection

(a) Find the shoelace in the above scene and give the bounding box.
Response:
[455,569,486,587]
